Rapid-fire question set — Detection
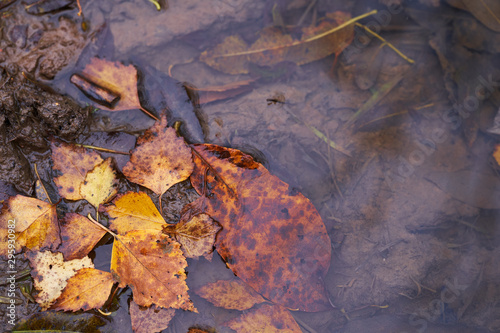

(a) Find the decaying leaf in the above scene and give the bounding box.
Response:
[122,115,194,197]
[187,144,332,312]
[195,279,266,311]
[462,0,500,32]
[0,195,60,255]
[79,158,118,210]
[26,251,94,310]
[224,303,301,333]
[163,213,221,259]
[52,141,103,201]
[80,57,145,113]
[50,268,114,312]
[111,229,195,311]
[58,213,107,261]
[129,301,175,333]
[200,12,354,74]
[184,79,255,105]
[102,192,166,235]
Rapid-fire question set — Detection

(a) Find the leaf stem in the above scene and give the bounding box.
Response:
[87,214,117,238]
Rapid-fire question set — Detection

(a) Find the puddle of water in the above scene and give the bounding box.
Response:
[1,0,500,332]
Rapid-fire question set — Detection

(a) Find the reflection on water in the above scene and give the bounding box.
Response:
[2,0,500,332]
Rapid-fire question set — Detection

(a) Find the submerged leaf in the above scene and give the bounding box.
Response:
[195,279,266,311]
[187,144,332,312]
[200,12,354,74]
[225,303,301,332]
[110,229,195,311]
[129,301,175,333]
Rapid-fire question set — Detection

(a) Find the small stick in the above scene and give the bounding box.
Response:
[74,143,130,155]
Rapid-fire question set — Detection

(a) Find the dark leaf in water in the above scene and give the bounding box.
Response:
[462,0,500,32]
[25,0,74,15]
[426,170,500,209]
[13,310,106,332]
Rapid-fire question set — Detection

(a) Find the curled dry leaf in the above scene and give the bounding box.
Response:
[129,301,175,333]
[225,303,301,333]
[111,229,195,311]
[195,279,266,311]
[52,141,103,201]
[26,251,94,310]
[102,191,166,235]
[0,195,60,255]
[188,144,332,312]
[163,213,221,260]
[200,12,354,75]
[50,268,114,312]
[123,115,194,197]
[58,213,107,261]
[79,157,118,209]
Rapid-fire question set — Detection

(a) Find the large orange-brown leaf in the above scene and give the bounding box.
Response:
[163,213,221,260]
[187,144,332,312]
[102,192,166,235]
[110,229,195,311]
[58,213,107,261]
[27,251,94,310]
[200,12,354,74]
[52,141,103,201]
[122,115,194,197]
[50,268,114,312]
[195,279,266,311]
[129,301,175,333]
[79,158,119,210]
[224,303,301,332]
[0,195,60,255]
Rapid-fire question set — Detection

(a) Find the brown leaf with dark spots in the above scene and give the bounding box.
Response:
[50,268,114,312]
[163,213,221,260]
[187,144,332,312]
[122,115,194,197]
[52,141,103,201]
[195,279,266,311]
[0,195,60,256]
[110,229,195,311]
[58,213,107,261]
[224,303,301,332]
[129,301,175,333]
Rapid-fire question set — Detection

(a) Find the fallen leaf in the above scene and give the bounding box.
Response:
[462,0,500,32]
[122,115,194,198]
[26,251,94,310]
[52,141,103,201]
[0,195,60,255]
[184,79,255,105]
[80,58,146,113]
[13,312,106,332]
[129,301,175,333]
[163,213,221,259]
[494,144,500,166]
[102,191,166,235]
[111,229,195,311]
[79,157,119,210]
[224,303,301,332]
[200,12,354,74]
[195,279,266,311]
[58,213,107,261]
[187,144,332,312]
[50,268,114,312]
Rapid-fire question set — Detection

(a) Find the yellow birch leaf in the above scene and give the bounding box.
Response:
[50,268,114,312]
[225,303,301,332]
[122,115,194,197]
[102,191,166,235]
[0,195,60,255]
[26,251,94,310]
[52,141,103,201]
[111,229,195,311]
[79,158,118,209]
